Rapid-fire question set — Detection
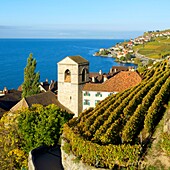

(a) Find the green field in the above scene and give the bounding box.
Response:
[133,36,170,59]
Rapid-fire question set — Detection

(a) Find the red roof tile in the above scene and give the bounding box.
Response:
[83,71,142,92]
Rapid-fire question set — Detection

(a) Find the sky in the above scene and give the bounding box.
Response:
[0,0,170,39]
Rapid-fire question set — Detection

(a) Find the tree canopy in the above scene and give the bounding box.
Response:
[0,104,73,169]
[22,53,40,98]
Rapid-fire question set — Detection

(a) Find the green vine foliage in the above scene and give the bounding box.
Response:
[63,60,170,168]
[63,124,141,169]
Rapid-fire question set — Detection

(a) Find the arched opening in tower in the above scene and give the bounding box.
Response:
[64,69,71,82]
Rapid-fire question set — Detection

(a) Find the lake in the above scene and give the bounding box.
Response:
[0,39,136,89]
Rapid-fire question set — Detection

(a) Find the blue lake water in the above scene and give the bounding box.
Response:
[0,39,136,90]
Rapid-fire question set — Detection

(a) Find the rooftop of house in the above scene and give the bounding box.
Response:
[10,91,73,114]
[40,80,58,93]
[0,89,22,117]
[89,72,105,83]
[88,66,132,83]
[18,80,58,94]
[83,71,142,92]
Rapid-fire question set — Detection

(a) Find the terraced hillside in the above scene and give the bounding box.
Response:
[63,60,170,169]
[133,35,170,59]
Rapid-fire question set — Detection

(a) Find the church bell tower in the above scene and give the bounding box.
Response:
[57,56,89,117]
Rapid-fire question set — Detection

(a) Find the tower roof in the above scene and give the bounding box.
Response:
[58,55,89,65]
[68,56,89,64]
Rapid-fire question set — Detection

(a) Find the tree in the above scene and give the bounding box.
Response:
[120,56,127,62]
[0,111,28,169]
[126,53,132,61]
[147,59,154,66]
[0,104,73,169]
[22,53,40,98]
[134,58,141,65]
[17,104,73,153]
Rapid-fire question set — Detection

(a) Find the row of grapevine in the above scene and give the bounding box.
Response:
[78,61,169,138]
[82,88,134,136]
[84,88,135,138]
[143,60,168,80]
[121,71,170,143]
[144,76,170,133]
[63,123,141,169]
[99,118,123,144]
[91,71,166,143]
[63,60,170,169]
[122,69,169,120]
[91,81,149,142]
[76,88,131,134]
[78,107,94,120]
[79,91,121,122]
[102,70,170,144]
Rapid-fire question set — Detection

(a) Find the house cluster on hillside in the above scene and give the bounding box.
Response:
[95,30,170,62]
[132,31,170,45]
[0,56,142,117]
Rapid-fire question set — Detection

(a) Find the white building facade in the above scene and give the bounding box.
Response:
[82,90,117,110]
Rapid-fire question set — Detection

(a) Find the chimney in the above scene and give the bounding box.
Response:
[45,78,48,83]
[92,77,95,83]
[49,80,54,90]
[3,87,8,94]
[110,68,112,73]
[114,68,117,72]
[99,70,102,75]
[103,75,108,82]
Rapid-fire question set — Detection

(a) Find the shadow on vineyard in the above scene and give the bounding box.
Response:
[63,59,170,169]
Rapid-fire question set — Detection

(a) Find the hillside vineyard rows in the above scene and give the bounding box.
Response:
[63,60,170,168]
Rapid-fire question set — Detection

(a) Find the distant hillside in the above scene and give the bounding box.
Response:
[63,59,170,169]
[133,29,170,59]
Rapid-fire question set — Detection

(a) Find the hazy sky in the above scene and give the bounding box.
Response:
[0,0,170,39]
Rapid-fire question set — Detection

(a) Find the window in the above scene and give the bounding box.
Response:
[95,92,102,97]
[84,99,90,105]
[108,93,113,96]
[84,91,90,96]
[64,69,71,82]
[82,68,88,82]
[95,100,100,105]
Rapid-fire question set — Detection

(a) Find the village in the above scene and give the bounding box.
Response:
[0,55,141,118]
[1,30,170,118]
[94,30,170,65]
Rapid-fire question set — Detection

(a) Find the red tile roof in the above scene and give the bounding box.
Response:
[83,71,142,92]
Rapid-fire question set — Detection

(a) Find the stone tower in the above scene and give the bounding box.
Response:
[58,56,89,117]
